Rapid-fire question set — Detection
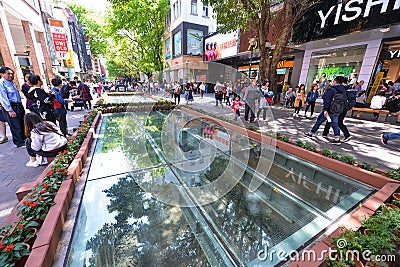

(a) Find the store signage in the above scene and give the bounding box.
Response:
[318,0,400,28]
[277,68,287,75]
[49,19,69,60]
[66,49,74,67]
[204,31,239,61]
[277,60,295,69]
[389,50,400,58]
[367,71,384,103]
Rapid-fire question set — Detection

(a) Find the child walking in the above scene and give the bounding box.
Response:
[232,96,244,121]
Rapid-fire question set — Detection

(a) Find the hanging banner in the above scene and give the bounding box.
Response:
[49,19,69,60]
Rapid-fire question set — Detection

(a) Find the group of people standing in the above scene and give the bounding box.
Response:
[170,82,204,105]
[230,79,274,124]
[0,66,93,167]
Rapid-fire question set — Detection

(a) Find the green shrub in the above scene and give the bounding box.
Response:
[339,154,356,165]
[357,161,377,173]
[330,151,342,160]
[321,148,332,157]
[281,136,289,142]
[388,169,400,180]
[296,140,304,147]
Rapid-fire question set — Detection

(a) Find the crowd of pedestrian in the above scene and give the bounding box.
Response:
[0,66,98,168]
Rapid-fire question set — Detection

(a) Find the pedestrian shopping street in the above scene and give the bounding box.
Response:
[1,0,400,267]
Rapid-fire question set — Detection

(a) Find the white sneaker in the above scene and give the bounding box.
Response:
[40,157,48,165]
[26,160,39,167]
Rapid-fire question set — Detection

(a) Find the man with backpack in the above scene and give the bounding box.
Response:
[381,91,400,144]
[304,76,347,145]
[60,79,72,110]
[321,78,357,142]
[385,90,400,122]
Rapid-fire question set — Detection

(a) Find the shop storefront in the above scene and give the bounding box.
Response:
[305,45,367,89]
[237,59,295,83]
[294,0,400,90]
[374,39,400,83]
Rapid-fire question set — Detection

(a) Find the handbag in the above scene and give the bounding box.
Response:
[52,99,62,109]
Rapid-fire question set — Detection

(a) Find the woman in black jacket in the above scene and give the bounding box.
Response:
[27,75,56,123]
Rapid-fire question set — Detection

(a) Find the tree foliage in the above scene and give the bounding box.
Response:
[106,0,169,78]
[68,4,108,57]
[105,38,139,80]
[205,0,318,95]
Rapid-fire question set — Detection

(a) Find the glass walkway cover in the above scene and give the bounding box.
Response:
[67,110,374,267]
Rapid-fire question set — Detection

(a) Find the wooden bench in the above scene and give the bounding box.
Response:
[350,107,390,122]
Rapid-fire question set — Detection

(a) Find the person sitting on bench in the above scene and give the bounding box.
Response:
[368,91,387,119]
[354,90,367,118]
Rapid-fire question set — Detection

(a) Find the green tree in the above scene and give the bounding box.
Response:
[68,4,108,57]
[106,0,169,78]
[205,0,318,96]
[105,38,140,80]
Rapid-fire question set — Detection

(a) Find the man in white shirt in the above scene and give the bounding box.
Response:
[370,91,387,119]
[370,91,387,109]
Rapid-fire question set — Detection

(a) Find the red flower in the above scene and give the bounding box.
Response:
[42,183,50,188]
[40,190,48,194]
[4,244,15,252]
[47,170,54,176]
[62,171,68,175]
[0,242,4,249]
[39,197,44,201]
[31,202,38,207]
[17,224,25,229]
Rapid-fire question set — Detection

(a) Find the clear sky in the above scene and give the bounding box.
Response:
[69,0,110,13]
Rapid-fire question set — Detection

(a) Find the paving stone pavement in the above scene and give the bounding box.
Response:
[163,93,400,171]
[0,106,91,226]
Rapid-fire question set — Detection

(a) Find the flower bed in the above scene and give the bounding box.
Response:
[0,109,100,267]
[328,196,400,267]
[106,92,144,96]
[96,99,176,113]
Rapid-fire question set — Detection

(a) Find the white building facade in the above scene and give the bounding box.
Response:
[163,0,217,83]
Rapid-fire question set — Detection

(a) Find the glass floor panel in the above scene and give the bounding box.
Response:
[68,110,375,266]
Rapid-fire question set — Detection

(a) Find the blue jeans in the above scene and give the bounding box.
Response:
[384,132,400,141]
[311,112,340,137]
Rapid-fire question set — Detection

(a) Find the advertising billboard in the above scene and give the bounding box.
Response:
[165,37,171,60]
[187,29,203,56]
[204,31,238,61]
[174,31,182,56]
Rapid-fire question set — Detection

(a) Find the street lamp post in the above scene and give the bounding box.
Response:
[248,37,256,79]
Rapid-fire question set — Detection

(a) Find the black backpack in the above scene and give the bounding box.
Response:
[386,96,400,113]
[345,89,357,111]
[329,87,347,114]
[60,84,70,99]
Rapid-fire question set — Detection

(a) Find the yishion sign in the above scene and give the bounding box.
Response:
[293,0,400,43]
[319,0,400,28]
